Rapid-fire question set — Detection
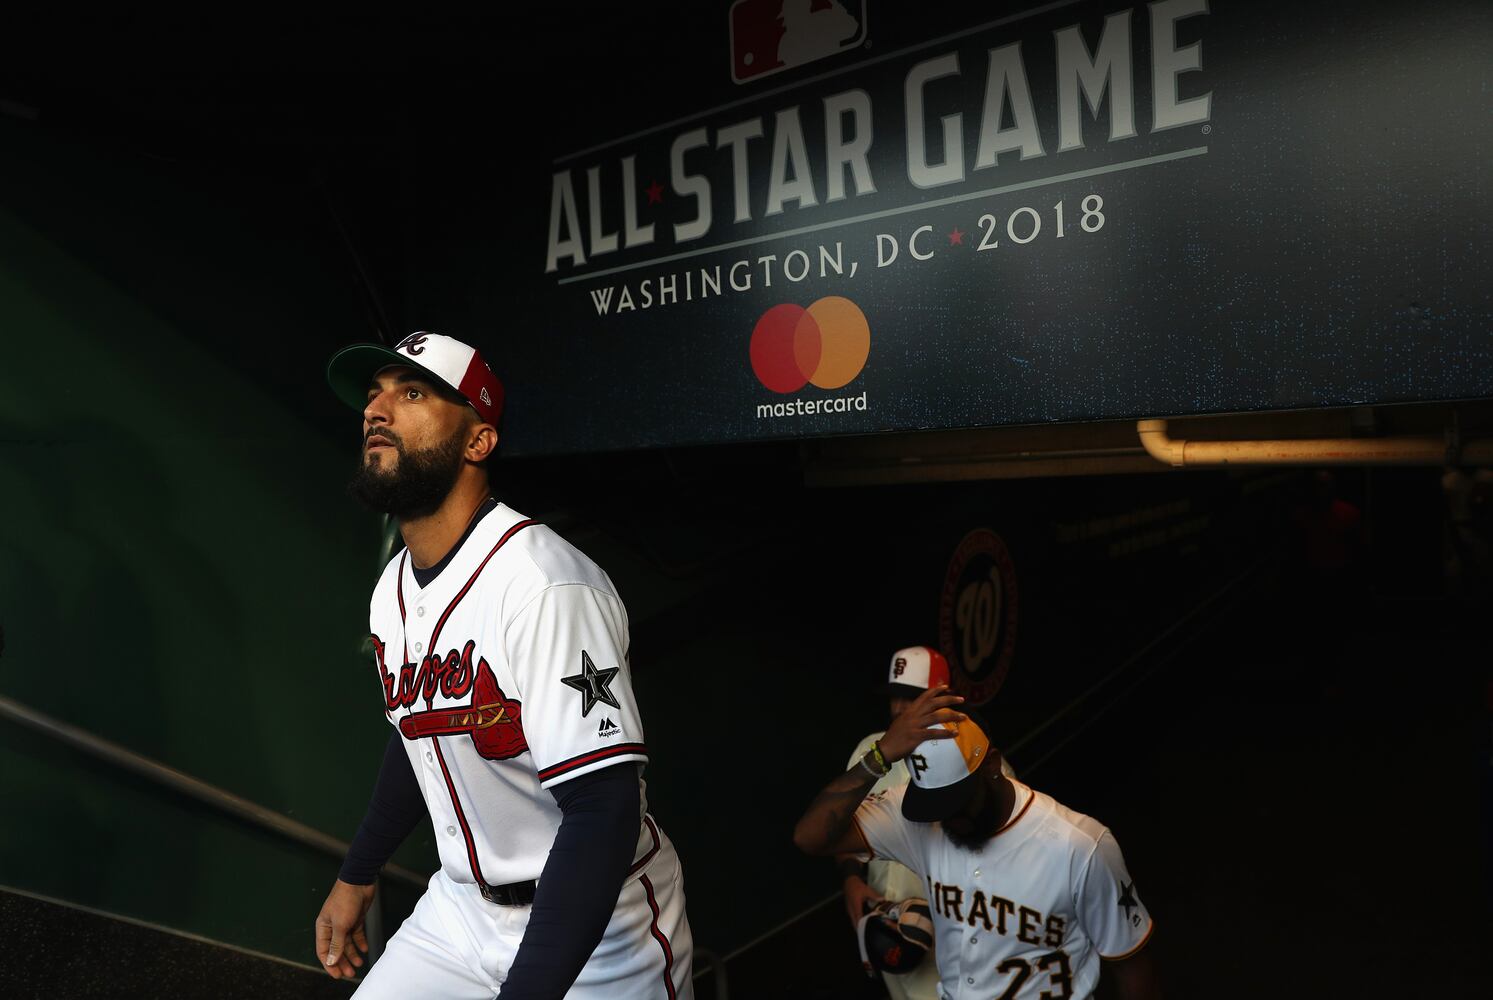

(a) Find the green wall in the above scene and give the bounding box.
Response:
[0,117,433,963]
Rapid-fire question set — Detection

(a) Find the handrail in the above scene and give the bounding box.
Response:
[0,693,427,890]
[1004,559,1264,763]
[691,948,730,998]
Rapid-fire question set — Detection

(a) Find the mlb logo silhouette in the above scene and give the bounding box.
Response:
[730,0,867,84]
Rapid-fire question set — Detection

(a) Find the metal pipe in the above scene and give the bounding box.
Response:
[1136,419,1493,468]
[0,693,427,890]
[690,948,730,998]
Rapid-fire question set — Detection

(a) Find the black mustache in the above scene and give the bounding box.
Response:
[365,430,403,449]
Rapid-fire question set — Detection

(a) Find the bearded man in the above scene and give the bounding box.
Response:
[316,331,694,999]
[794,686,1160,999]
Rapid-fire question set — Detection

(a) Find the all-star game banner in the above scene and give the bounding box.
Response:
[445,0,1490,457]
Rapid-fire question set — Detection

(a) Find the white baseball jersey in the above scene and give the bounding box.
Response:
[854,780,1152,1000]
[848,732,940,1000]
[363,502,692,997]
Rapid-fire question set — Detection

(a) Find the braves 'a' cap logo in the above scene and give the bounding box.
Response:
[396,332,429,356]
[893,657,907,677]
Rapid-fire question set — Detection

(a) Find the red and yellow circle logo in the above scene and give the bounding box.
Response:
[749,296,870,394]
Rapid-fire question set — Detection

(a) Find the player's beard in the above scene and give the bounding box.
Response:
[347,429,467,519]
[943,778,1006,851]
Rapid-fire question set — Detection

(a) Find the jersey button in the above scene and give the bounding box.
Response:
[446,825,457,836]
[973,869,981,878]
[416,606,426,617]
[970,936,978,945]
[414,642,423,652]
[967,978,975,985]
[426,752,433,764]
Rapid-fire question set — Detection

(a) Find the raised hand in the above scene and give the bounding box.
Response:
[878,685,966,763]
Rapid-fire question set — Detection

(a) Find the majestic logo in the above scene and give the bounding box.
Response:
[749,295,870,393]
[561,650,622,717]
[938,529,1019,706]
[371,635,529,761]
[729,0,867,84]
[893,657,907,677]
[598,716,622,738]
[395,332,429,355]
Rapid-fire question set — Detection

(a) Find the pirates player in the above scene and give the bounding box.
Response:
[795,686,1159,999]
[838,647,1014,1000]
[315,332,693,998]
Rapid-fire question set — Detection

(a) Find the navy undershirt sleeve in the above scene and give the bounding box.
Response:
[497,763,642,999]
[338,731,426,885]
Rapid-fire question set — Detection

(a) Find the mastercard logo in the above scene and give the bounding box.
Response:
[749,296,870,394]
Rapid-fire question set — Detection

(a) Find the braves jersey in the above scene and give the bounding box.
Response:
[854,781,1152,1000]
[368,502,654,888]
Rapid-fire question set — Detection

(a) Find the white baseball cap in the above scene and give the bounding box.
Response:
[887,646,950,700]
[901,714,990,823]
[327,331,505,427]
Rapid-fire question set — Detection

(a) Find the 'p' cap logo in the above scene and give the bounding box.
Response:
[396,332,429,356]
[908,753,929,779]
[749,296,870,394]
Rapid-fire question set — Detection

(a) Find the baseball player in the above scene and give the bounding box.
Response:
[840,646,1015,1000]
[795,686,1159,999]
[315,331,694,998]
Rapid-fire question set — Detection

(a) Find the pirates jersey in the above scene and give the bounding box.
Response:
[854,781,1152,1000]
[367,502,653,888]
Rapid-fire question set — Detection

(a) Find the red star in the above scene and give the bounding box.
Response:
[645,180,665,205]
[948,226,965,246]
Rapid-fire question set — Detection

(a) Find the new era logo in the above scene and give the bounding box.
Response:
[480,387,492,405]
[598,717,622,738]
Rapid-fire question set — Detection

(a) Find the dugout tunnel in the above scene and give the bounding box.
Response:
[0,2,1489,997]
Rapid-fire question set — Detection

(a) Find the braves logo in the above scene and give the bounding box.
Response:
[372,635,479,710]
[372,635,529,760]
[396,332,429,356]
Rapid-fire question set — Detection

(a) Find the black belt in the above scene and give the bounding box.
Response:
[479,879,537,906]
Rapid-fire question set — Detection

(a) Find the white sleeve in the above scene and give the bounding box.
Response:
[504,583,648,788]
[852,784,924,876]
[1074,830,1154,960]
